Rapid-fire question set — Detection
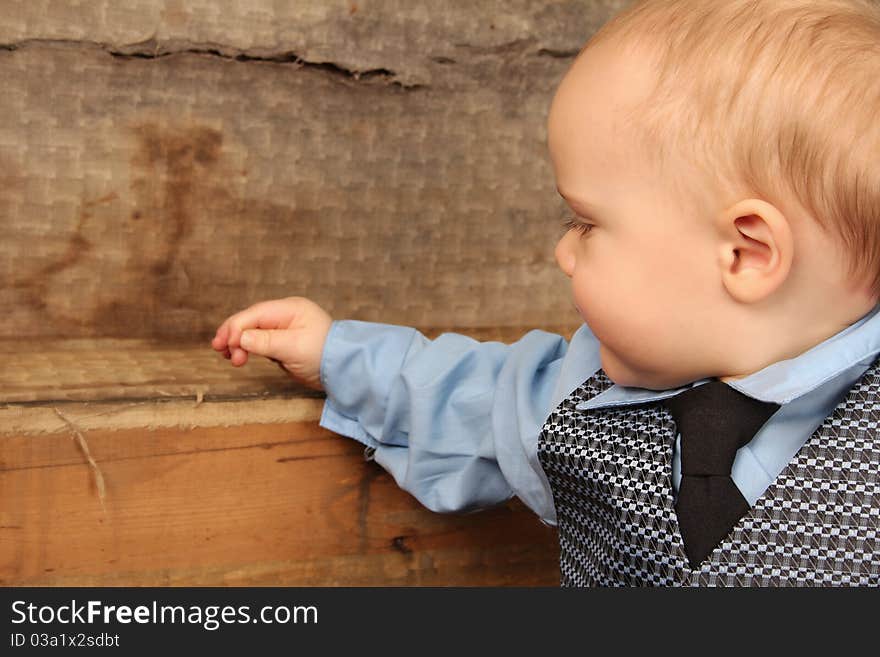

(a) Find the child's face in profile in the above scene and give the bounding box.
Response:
[549,41,728,390]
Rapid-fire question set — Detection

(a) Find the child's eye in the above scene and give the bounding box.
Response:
[562,215,594,237]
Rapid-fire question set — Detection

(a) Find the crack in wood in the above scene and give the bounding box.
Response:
[0,37,425,88]
[53,408,107,512]
[0,435,336,474]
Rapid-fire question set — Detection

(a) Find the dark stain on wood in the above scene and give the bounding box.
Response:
[88,121,224,336]
[133,122,221,294]
[9,197,110,323]
[357,462,382,553]
[274,455,337,463]
[10,189,122,317]
[391,535,413,555]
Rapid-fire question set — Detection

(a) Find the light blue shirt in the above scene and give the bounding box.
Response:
[318,305,880,525]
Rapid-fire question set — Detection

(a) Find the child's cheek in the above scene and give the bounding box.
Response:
[571,266,614,327]
[572,280,616,343]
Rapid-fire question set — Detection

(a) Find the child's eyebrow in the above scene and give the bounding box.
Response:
[557,186,598,212]
[556,186,576,203]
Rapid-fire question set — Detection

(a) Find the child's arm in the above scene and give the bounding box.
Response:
[213,298,602,524]
[319,319,599,524]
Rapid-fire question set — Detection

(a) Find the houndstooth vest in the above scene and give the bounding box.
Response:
[537,359,880,586]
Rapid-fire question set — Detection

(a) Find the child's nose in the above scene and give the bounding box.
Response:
[555,233,576,278]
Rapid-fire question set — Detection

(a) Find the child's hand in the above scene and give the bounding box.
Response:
[211,297,333,391]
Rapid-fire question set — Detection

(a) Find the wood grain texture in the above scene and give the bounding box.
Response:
[0,326,578,403]
[0,41,581,340]
[0,2,631,341]
[0,410,559,586]
[0,0,615,584]
[1,334,567,586]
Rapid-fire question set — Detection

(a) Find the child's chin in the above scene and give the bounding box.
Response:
[600,352,671,390]
[604,369,650,389]
[598,350,639,387]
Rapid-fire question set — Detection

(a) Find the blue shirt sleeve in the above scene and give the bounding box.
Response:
[318,319,602,524]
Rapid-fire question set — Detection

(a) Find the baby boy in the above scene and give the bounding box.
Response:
[212,0,880,585]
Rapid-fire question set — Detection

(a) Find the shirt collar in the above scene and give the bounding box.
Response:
[576,303,880,412]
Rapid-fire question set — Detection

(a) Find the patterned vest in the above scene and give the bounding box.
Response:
[537,360,880,586]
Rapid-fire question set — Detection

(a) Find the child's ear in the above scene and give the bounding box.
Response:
[716,198,793,304]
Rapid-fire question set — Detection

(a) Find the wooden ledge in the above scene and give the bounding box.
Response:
[0,325,578,405]
[0,326,573,586]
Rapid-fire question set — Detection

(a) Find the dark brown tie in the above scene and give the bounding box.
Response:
[661,381,780,568]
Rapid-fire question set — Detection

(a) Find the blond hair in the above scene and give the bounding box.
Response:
[585,0,880,295]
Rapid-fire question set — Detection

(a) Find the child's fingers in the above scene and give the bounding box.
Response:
[225,300,299,350]
[230,347,249,366]
[213,314,247,351]
[211,322,231,351]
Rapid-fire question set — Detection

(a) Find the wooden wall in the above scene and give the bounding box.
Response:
[0,0,626,585]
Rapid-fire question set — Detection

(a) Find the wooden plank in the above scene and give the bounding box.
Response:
[0,326,578,403]
[0,403,559,586]
[0,42,579,341]
[2,334,566,585]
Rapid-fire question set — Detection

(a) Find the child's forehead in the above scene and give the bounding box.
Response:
[549,39,717,220]
[555,42,658,118]
[548,41,658,153]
